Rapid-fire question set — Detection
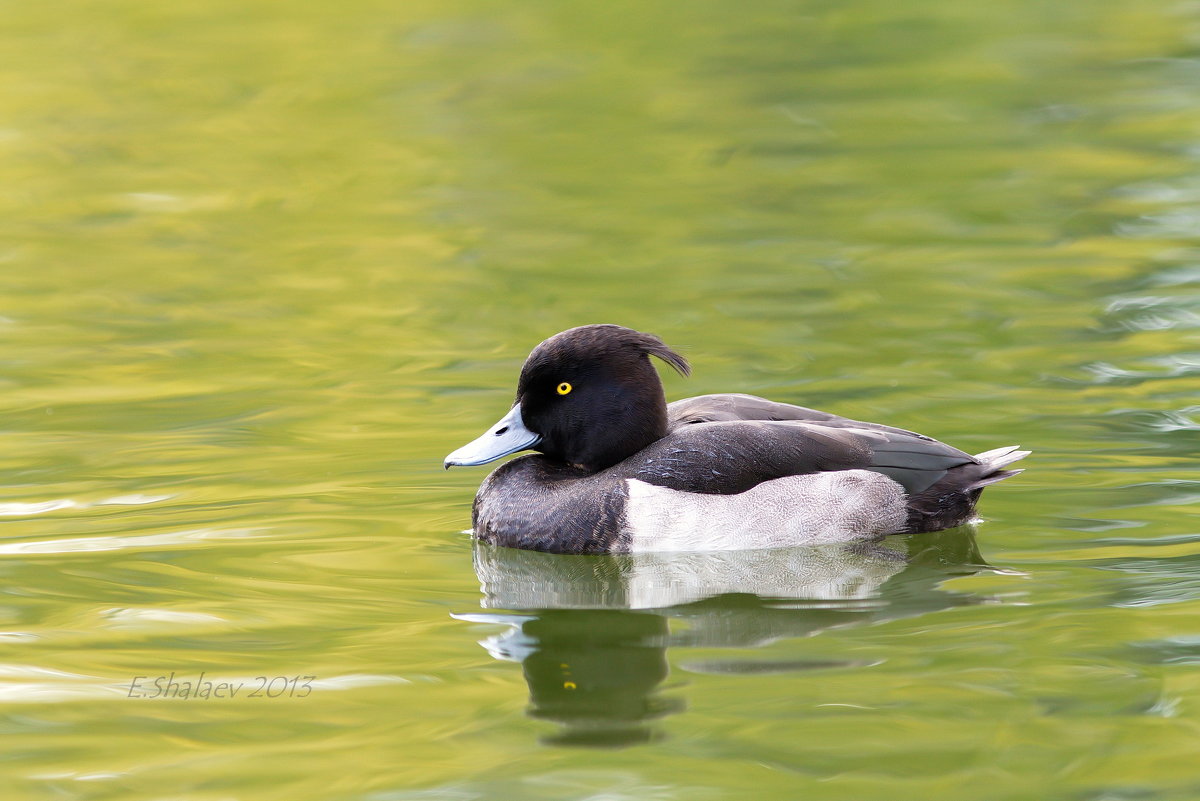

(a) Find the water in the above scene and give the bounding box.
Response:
[3,0,1200,798]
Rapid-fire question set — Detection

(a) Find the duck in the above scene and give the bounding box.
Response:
[444,324,1028,554]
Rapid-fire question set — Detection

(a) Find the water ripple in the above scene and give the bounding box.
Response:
[1129,635,1200,665]
[0,499,78,516]
[0,493,173,518]
[1117,207,1200,239]
[100,608,229,630]
[0,526,266,555]
[1081,355,1200,384]
[1100,295,1200,332]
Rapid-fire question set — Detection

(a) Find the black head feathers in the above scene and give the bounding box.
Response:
[519,324,688,388]
[514,325,688,471]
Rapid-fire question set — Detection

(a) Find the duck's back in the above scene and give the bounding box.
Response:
[645,394,977,497]
[668,393,939,440]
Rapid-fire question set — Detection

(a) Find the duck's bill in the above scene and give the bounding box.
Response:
[444,405,541,468]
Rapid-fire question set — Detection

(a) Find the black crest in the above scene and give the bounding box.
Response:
[520,324,689,386]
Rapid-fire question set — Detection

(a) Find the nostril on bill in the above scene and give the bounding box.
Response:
[495,427,508,436]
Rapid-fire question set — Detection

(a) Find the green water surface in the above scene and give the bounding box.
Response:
[2,0,1200,799]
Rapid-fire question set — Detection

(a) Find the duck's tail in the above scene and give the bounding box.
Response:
[965,445,1031,491]
[903,445,1030,533]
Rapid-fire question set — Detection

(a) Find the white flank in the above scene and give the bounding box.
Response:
[623,470,907,552]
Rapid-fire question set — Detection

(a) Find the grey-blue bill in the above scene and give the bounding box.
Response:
[444,404,541,468]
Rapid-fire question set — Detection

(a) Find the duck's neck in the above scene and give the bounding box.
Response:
[582,401,668,472]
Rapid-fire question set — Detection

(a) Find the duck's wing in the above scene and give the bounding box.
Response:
[667,393,938,441]
[625,415,978,497]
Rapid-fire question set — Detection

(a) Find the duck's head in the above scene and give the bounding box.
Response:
[444,324,690,473]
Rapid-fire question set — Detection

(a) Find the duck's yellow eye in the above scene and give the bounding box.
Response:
[556,382,572,396]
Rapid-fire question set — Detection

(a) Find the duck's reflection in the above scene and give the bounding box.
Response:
[456,529,992,747]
